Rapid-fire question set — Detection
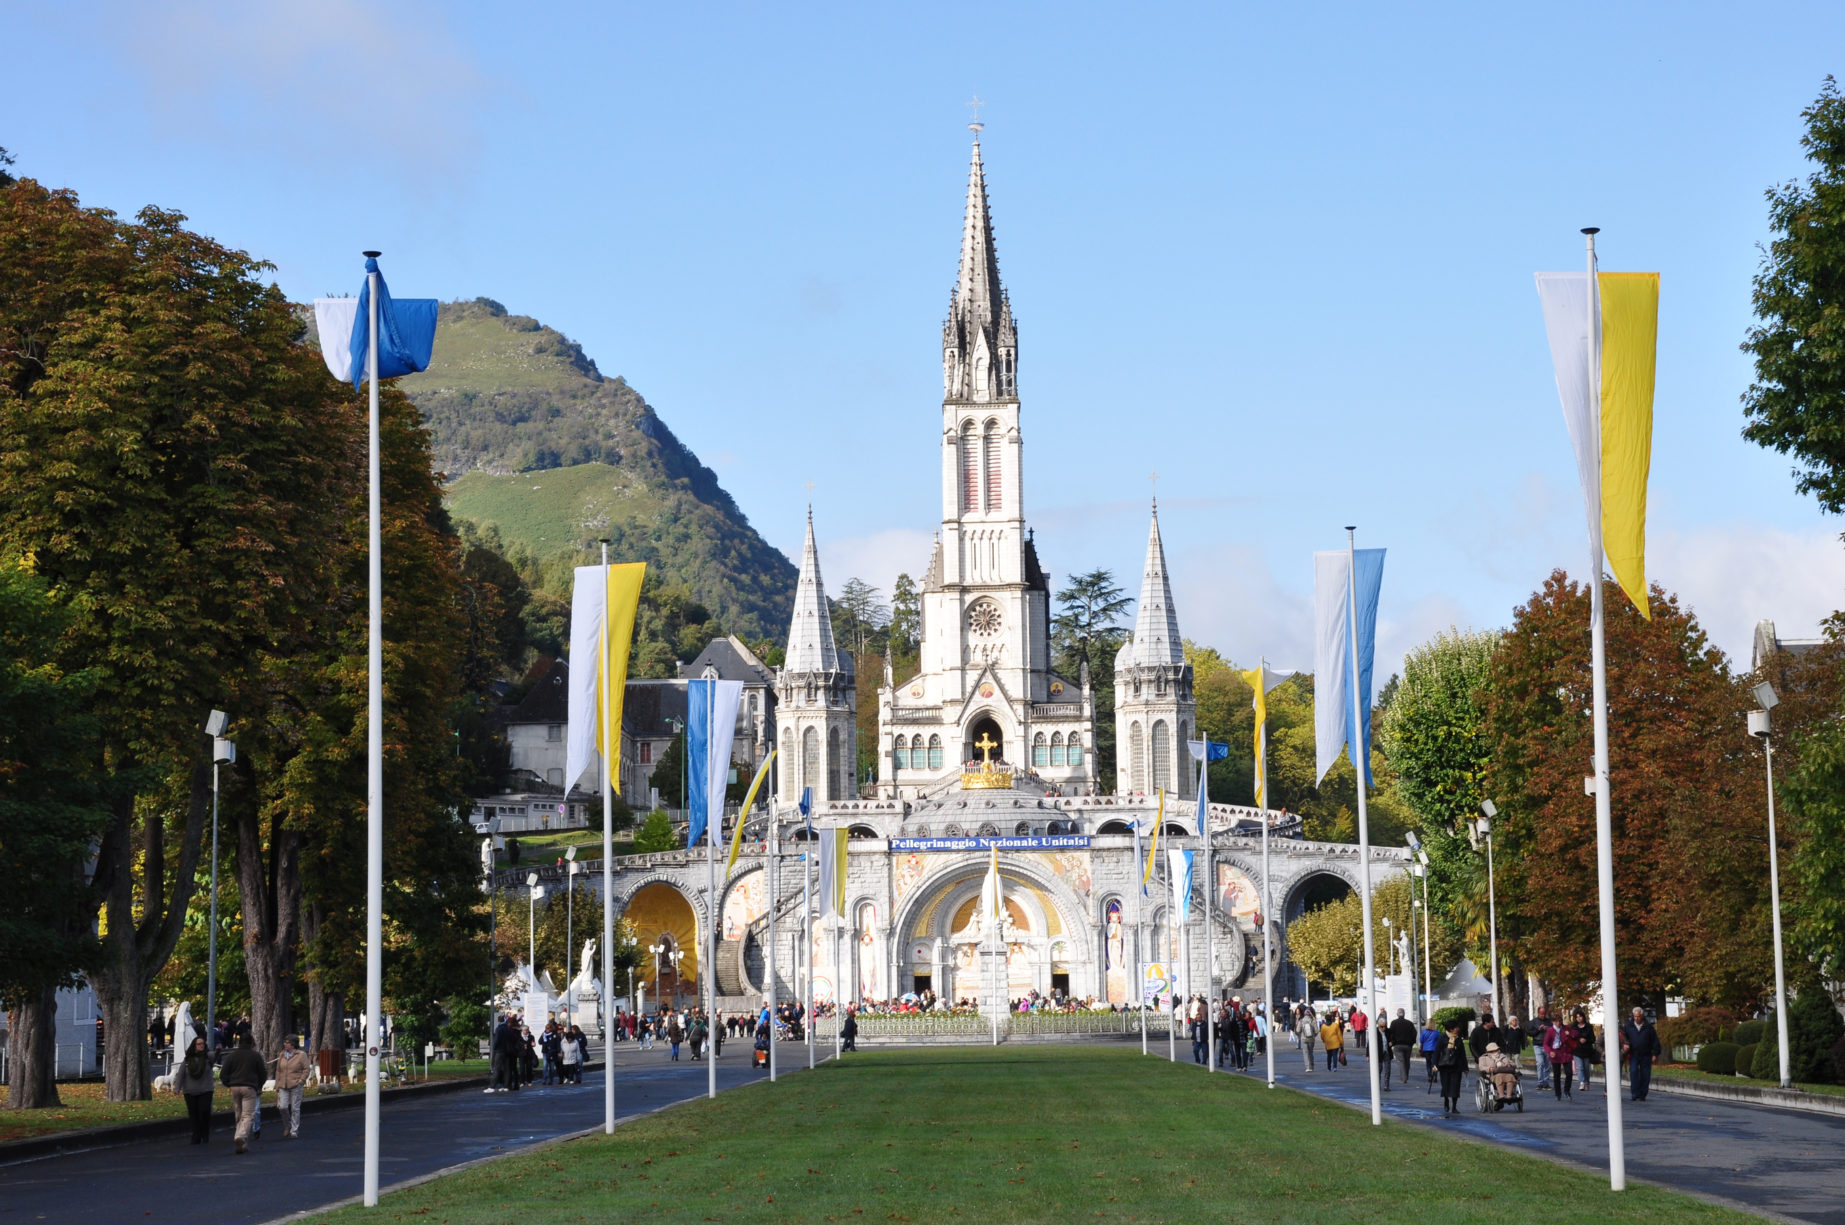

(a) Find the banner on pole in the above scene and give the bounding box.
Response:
[1313,548,1386,785]
[564,563,645,795]
[687,678,744,848]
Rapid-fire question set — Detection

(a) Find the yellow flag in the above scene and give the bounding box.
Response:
[596,563,647,789]
[1142,789,1164,892]
[1240,668,1269,809]
[726,750,777,876]
[1598,271,1657,619]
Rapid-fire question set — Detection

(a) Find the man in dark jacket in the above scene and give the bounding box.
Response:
[1469,1015,1501,1059]
[218,1035,268,1154]
[1620,1008,1662,1101]
[1386,1009,1418,1089]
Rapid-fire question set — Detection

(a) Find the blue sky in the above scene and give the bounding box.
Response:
[12,1,1845,674]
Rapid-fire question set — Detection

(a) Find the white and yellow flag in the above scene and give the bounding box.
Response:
[564,562,646,794]
[1238,664,1292,809]
[1536,267,1659,617]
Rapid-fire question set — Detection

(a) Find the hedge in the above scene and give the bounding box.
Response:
[1432,1006,1476,1037]
[1750,1039,1780,1081]
[1732,1019,1768,1046]
[1695,1041,1739,1075]
[1733,1042,1759,1078]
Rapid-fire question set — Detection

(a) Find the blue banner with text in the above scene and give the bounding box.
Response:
[888,835,1092,853]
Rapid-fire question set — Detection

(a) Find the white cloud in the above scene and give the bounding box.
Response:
[1649,523,1845,666]
[99,0,490,179]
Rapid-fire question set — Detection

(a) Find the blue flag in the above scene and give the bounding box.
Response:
[312,257,437,390]
[1313,547,1387,787]
[685,678,743,848]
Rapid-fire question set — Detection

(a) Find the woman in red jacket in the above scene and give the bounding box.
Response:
[1541,1014,1579,1100]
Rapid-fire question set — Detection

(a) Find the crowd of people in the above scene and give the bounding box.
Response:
[486,1014,589,1090]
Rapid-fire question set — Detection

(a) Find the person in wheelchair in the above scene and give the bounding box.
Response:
[1475,1041,1522,1110]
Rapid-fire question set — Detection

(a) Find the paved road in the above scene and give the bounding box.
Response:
[0,1043,816,1225]
[1224,1049,1844,1224]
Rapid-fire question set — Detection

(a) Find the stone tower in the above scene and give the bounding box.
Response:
[1114,503,1196,799]
[878,127,1093,797]
[776,509,857,802]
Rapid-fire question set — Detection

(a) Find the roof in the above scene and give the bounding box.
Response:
[504,657,570,725]
[680,635,775,686]
[1124,503,1184,668]
[622,680,688,740]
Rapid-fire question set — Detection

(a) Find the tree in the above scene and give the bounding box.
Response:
[1053,569,1131,788]
[888,573,920,676]
[831,578,887,656]
[651,732,687,808]
[0,184,357,1099]
[1284,877,1455,1000]
[632,810,677,854]
[1482,571,1771,1010]
[1743,78,1845,514]
[1376,628,1501,833]
[0,562,110,1109]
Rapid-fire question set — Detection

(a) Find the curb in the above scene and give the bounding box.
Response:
[0,1063,604,1166]
[1650,1075,1845,1118]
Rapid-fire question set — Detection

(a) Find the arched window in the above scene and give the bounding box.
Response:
[893,735,908,770]
[801,727,819,798]
[1032,733,1047,767]
[927,735,944,770]
[780,728,793,798]
[1015,822,1031,835]
[1068,736,1084,767]
[960,421,979,512]
[1152,720,1171,793]
[1129,722,1145,793]
[983,421,1002,512]
[828,727,844,800]
[1178,720,1192,795]
[1050,732,1065,767]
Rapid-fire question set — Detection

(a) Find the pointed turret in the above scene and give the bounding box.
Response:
[785,508,844,673]
[1127,502,1184,667]
[943,132,1018,402]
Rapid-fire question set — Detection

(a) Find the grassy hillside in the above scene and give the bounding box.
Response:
[397,299,795,638]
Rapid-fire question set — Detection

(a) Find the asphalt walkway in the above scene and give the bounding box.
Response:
[1236,1046,1844,1224]
[0,1042,818,1225]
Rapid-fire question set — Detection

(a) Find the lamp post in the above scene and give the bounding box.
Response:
[565,848,579,1024]
[204,711,234,1051]
[1405,831,1432,1024]
[527,872,544,999]
[481,834,498,1007]
[1478,801,1500,1022]
[1749,681,1793,1089]
[668,716,687,821]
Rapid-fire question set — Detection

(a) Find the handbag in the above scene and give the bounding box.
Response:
[1339,1047,1347,1067]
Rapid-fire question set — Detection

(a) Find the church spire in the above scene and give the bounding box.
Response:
[943,130,1017,402]
[1128,502,1184,667]
[785,508,843,673]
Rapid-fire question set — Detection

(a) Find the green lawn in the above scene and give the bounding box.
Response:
[302,1046,1750,1225]
[0,1059,490,1144]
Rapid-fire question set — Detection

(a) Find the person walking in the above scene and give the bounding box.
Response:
[1387,1009,1417,1091]
[1570,1008,1597,1094]
[219,1034,267,1155]
[1620,1007,1662,1102]
[1190,997,1208,1065]
[559,1027,582,1085]
[1297,1007,1318,1072]
[1541,1013,1578,1100]
[273,1036,309,1139]
[1351,1006,1368,1054]
[1319,1011,1345,1071]
[1528,1004,1553,1087]
[841,1006,858,1053]
[176,1036,217,1146]
[666,1012,684,1061]
[1419,1016,1440,1090]
[1434,1017,1469,1114]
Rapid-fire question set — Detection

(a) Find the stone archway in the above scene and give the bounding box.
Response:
[965,713,1005,767]
[621,882,700,1007]
[890,857,1089,1004]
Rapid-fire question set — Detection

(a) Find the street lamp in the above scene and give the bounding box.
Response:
[565,847,579,1023]
[527,872,544,997]
[1749,681,1793,1089]
[1406,830,1433,1024]
[204,710,234,1050]
[1478,800,1500,1022]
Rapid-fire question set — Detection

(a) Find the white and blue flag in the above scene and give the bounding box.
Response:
[313,257,437,389]
[685,678,744,848]
[1314,547,1387,787]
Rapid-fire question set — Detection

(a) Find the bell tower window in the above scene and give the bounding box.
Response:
[960,421,979,513]
[983,422,1002,512]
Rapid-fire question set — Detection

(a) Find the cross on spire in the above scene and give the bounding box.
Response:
[1149,469,1160,507]
[966,92,985,135]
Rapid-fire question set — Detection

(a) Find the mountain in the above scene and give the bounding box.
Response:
[399,299,796,639]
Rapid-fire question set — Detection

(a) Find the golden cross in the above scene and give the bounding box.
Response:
[974,732,998,767]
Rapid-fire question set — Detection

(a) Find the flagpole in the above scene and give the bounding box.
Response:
[1583,225,1626,1190]
[1346,526,1382,1127]
[1167,906,1177,1064]
[833,840,842,1062]
[1259,660,1275,1089]
[768,804,778,1083]
[1202,745,1216,1074]
[600,541,617,1132]
[362,252,384,1208]
[805,830,814,1069]
[1134,817,1146,1056]
[706,682,719,1100]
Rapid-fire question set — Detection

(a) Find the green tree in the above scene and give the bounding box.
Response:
[1743,78,1845,513]
[1376,629,1500,833]
[651,732,687,808]
[832,578,887,656]
[1284,878,1452,1000]
[0,561,110,1109]
[1052,569,1131,788]
[888,573,920,676]
[632,810,677,854]
[0,184,358,1099]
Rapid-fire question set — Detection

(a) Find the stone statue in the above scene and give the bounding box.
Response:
[568,938,603,1003]
[1395,930,1412,977]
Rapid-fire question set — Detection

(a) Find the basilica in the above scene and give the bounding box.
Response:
[549,129,1407,1018]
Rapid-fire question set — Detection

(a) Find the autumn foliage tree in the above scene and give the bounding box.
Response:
[1482,572,1773,1011]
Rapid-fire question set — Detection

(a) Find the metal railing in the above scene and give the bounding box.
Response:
[809,1010,1174,1042]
